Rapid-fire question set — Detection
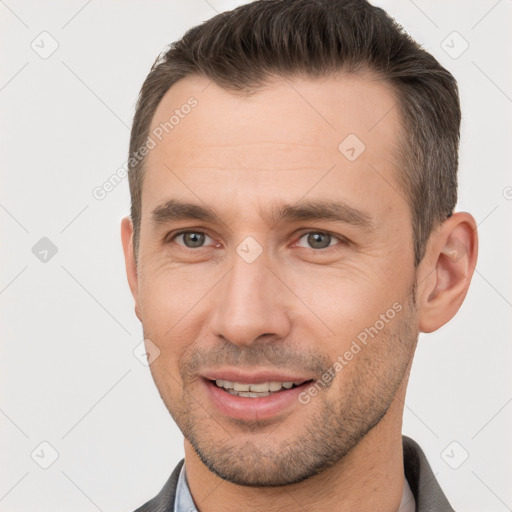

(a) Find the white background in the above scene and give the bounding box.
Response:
[0,1,511,511]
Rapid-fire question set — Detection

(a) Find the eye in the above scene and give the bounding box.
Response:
[295,231,345,250]
[170,230,216,249]
[166,230,346,252]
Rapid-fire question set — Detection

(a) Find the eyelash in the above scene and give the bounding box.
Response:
[166,229,348,252]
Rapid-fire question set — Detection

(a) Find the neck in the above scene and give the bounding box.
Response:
[185,369,411,512]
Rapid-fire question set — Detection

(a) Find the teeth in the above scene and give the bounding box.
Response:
[250,382,272,392]
[269,381,285,391]
[233,382,250,391]
[227,390,271,397]
[214,379,305,394]
[215,379,234,389]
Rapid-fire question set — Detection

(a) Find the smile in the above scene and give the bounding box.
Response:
[213,379,309,397]
[202,375,315,421]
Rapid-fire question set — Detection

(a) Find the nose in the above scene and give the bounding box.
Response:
[208,246,292,346]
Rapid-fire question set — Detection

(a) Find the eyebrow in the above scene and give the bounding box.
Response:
[150,198,374,231]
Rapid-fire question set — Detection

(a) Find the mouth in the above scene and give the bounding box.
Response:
[210,379,312,397]
[200,373,315,421]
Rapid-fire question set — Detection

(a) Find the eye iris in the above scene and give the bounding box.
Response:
[308,232,331,249]
[183,232,205,248]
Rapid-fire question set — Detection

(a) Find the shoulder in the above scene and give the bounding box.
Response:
[132,459,185,512]
[402,435,455,512]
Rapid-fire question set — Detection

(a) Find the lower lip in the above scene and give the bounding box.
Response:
[202,379,312,421]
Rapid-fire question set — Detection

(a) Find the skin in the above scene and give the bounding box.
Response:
[121,73,478,511]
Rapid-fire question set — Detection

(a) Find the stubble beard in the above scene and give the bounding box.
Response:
[157,292,418,487]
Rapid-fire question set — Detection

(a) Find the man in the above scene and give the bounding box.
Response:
[121,0,478,510]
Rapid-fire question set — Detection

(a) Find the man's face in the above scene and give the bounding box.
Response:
[129,74,419,486]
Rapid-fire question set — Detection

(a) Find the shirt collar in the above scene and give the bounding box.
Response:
[174,462,197,512]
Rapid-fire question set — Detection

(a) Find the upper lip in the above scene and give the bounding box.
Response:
[201,368,313,384]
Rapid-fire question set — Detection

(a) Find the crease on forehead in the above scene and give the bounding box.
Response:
[144,71,407,217]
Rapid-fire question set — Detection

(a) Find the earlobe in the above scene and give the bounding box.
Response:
[418,212,478,333]
[120,216,142,322]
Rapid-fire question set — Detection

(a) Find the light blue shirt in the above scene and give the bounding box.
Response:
[174,462,415,512]
[174,463,198,512]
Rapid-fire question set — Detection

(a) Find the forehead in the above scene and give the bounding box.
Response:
[142,73,405,224]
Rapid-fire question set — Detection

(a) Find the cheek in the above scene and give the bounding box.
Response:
[138,259,215,327]
[287,264,402,345]
[137,263,217,379]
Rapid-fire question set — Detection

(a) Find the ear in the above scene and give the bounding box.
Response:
[121,216,142,322]
[417,212,478,333]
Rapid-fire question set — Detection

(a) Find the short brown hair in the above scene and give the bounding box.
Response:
[128,0,460,266]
